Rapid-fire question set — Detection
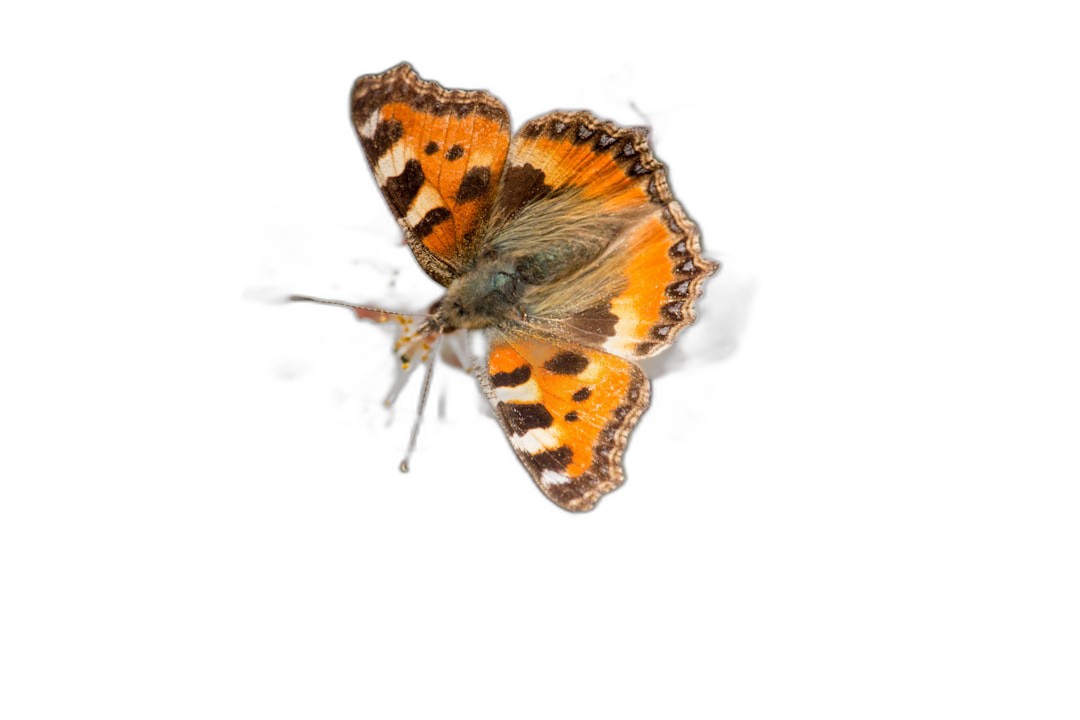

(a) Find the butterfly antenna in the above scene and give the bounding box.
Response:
[288,294,431,319]
[400,334,441,474]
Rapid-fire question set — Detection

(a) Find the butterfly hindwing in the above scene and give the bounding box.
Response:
[481,331,650,511]
[352,63,511,286]
[602,198,715,358]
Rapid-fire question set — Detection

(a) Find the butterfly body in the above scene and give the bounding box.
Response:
[334,63,717,511]
[437,188,637,333]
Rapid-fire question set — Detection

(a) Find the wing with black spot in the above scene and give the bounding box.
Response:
[479,329,650,511]
[352,63,511,285]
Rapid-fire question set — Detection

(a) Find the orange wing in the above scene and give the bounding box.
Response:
[351,64,511,286]
[482,330,650,511]
[492,111,717,357]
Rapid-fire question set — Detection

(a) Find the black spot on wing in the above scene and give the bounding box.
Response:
[674,259,697,276]
[455,166,491,203]
[498,402,553,434]
[568,303,618,338]
[564,411,579,422]
[491,364,530,388]
[412,207,452,239]
[361,119,403,160]
[383,159,425,216]
[573,123,595,144]
[445,144,464,161]
[661,301,684,322]
[662,208,683,235]
[424,141,439,155]
[543,351,589,376]
[666,279,691,298]
[646,175,662,203]
[524,445,573,473]
[490,163,552,221]
[571,387,592,403]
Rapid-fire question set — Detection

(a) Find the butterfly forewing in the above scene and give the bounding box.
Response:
[351,63,510,285]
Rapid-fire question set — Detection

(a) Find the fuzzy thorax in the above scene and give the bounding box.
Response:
[437,258,522,330]
[435,189,643,331]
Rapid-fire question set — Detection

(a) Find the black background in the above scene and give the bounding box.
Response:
[221,29,894,591]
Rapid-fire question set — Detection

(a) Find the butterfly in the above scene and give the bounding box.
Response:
[292,63,718,511]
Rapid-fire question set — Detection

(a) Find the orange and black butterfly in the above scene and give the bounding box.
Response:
[292,64,717,511]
